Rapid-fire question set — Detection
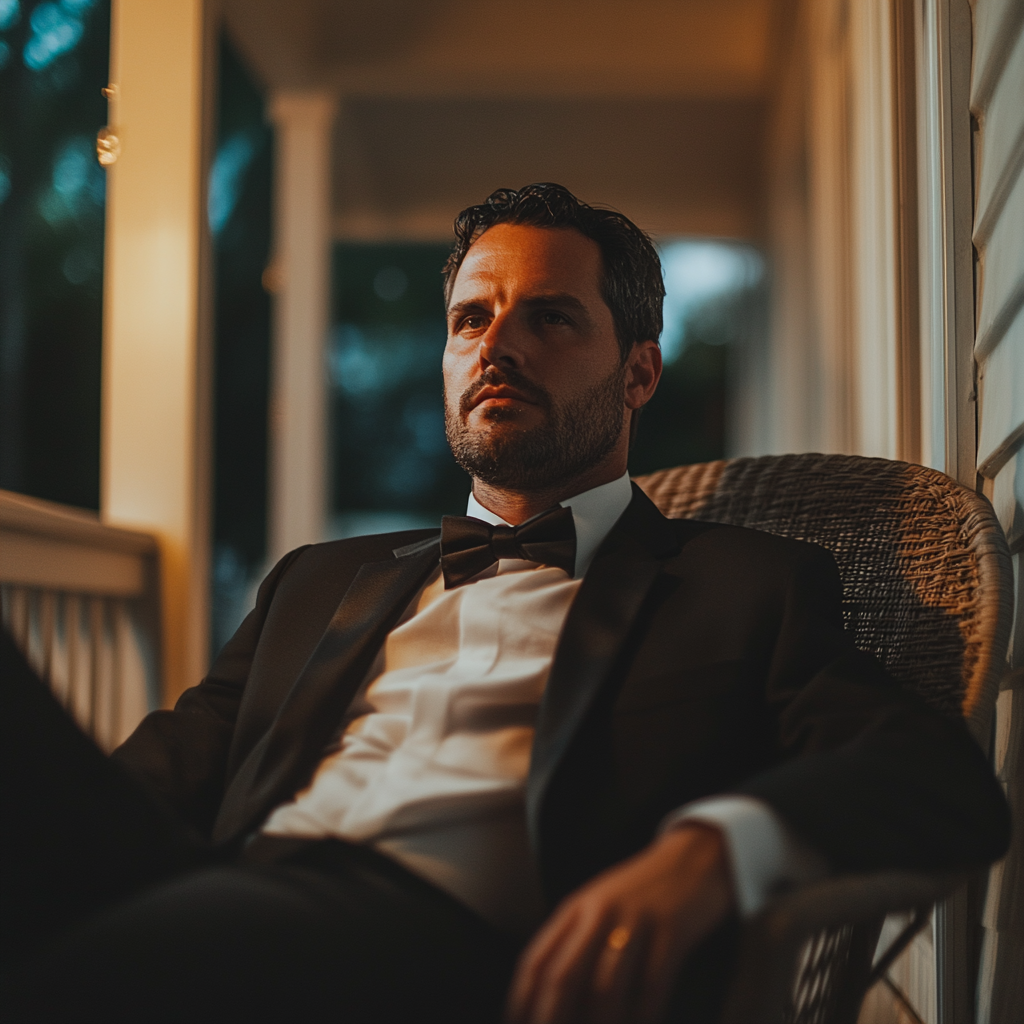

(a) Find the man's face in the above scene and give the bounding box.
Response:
[443,223,631,492]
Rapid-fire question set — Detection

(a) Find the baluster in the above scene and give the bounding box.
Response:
[25,589,45,677]
[9,586,26,653]
[108,598,125,749]
[96,598,115,750]
[46,592,71,706]
[65,593,82,715]
[95,597,118,751]
[88,596,104,739]
[39,589,56,685]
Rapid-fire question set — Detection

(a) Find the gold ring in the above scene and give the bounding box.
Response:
[606,926,631,951]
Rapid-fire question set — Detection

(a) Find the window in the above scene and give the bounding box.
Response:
[329,243,464,538]
[327,238,766,532]
[209,36,273,655]
[630,240,765,475]
[0,0,111,509]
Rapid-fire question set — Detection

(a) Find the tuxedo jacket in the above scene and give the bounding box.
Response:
[114,486,1009,904]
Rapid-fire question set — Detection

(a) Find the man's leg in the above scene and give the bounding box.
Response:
[0,628,203,967]
[2,838,520,1024]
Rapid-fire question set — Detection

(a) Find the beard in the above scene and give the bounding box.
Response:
[444,363,627,492]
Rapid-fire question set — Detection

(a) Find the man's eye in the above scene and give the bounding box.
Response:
[461,316,488,331]
[541,311,569,325]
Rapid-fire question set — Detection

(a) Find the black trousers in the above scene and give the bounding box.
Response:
[0,629,518,1023]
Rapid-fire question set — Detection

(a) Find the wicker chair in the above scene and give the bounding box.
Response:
[633,453,1014,1024]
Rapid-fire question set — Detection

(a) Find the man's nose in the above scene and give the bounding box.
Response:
[478,311,524,370]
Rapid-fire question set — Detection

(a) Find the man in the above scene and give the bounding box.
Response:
[0,184,1010,1024]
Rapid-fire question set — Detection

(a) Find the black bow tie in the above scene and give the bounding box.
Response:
[439,505,577,589]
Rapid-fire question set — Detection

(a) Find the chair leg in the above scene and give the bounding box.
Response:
[832,917,886,1024]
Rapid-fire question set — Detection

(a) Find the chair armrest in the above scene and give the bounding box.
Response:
[719,870,965,1024]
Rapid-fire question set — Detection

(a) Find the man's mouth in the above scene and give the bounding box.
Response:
[459,369,550,418]
[470,385,536,410]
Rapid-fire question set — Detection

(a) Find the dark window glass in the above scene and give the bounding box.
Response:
[629,240,765,474]
[329,243,468,537]
[0,0,111,509]
[328,239,765,531]
[209,35,273,654]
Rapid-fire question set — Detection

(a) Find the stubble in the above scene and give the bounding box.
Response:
[444,364,626,492]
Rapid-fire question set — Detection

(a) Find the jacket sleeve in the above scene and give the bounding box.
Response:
[110,546,310,837]
[736,541,1011,874]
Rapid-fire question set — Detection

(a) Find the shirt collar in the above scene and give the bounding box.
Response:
[465,471,634,578]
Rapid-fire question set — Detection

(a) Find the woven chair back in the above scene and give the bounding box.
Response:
[635,453,1013,737]
[636,455,1013,1022]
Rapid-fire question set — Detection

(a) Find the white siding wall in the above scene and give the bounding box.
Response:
[752,1,1021,1021]
[970,2,1024,1022]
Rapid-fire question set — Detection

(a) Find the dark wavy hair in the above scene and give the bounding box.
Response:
[442,183,664,362]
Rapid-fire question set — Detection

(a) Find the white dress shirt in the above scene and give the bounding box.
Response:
[263,472,825,933]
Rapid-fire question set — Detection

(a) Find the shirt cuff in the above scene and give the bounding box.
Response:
[660,795,829,917]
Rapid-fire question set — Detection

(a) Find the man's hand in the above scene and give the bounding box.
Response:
[505,824,733,1024]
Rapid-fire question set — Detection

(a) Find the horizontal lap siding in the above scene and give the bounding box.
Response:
[972,19,1024,257]
[971,2,1024,1023]
[977,303,1024,473]
[975,165,1024,366]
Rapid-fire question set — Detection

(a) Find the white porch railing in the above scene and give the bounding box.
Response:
[0,489,160,751]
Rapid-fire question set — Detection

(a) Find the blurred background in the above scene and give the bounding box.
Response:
[0,3,1021,1021]
[204,15,772,645]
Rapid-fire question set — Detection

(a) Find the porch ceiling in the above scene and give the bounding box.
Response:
[223,0,787,241]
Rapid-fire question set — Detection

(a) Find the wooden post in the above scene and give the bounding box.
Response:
[101,0,214,703]
[266,91,337,562]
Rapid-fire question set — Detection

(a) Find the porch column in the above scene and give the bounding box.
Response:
[266,92,337,562]
[101,0,214,704]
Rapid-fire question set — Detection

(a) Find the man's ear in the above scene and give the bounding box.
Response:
[624,340,662,411]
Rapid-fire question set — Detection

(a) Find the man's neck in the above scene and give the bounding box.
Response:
[471,458,629,525]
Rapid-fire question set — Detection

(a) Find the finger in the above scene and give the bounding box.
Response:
[528,906,613,1024]
[634,923,692,1024]
[508,903,599,1024]
[506,907,584,1024]
[588,920,653,1024]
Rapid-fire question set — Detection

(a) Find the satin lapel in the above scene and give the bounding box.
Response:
[526,486,679,849]
[213,541,440,844]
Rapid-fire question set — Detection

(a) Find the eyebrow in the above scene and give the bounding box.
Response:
[446,299,488,325]
[447,293,594,328]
